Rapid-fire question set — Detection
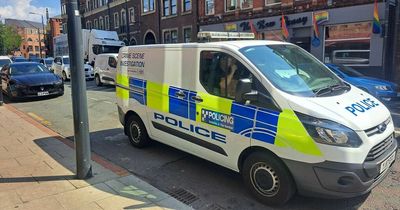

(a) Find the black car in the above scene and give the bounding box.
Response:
[1,62,64,100]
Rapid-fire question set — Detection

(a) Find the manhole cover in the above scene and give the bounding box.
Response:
[168,188,199,205]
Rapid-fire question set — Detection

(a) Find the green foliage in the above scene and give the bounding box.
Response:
[0,23,22,55]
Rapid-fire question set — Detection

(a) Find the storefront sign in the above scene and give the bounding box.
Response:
[224,23,238,32]
[239,15,308,31]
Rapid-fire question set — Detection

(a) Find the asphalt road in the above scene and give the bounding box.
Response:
[6,81,400,210]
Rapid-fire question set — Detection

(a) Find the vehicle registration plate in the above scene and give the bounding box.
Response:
[380,152,396,173]
[37,91,49,96]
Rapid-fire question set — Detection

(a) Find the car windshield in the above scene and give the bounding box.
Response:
[10,63,50,75]
[103,45,121,53]
[63,58,70,64]
[0,59,11,68]
[240,44,347,97]
[45,59,53,64]
[335,64,364,77]
[14,58,27,62]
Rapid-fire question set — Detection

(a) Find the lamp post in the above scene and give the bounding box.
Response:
[29,12,46,58]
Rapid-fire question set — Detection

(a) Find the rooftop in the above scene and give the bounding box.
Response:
[5,18,45,29]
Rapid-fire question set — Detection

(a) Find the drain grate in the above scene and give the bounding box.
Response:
[168,188,199,205]
[206,203,226,210]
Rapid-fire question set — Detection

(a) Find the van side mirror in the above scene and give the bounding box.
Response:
[236,78,257,103]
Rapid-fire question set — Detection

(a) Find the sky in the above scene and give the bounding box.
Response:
[0,0,61,24]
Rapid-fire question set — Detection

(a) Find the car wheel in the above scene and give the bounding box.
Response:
[95,74,103,86]
[242,152,295,206]
[62,71,69,81]
[126,115,150,148]
[6,86,15,101]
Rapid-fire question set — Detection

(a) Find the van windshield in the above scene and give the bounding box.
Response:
[0,59,11,68]
[240,44,349,97]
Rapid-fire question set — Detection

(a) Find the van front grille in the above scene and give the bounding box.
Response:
[366,134,394,162]
[364,118,391,137]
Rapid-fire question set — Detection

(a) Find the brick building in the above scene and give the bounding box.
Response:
[78,0,197,45]
[47,16,63,57]
[198,0,400,83]
[5,19,46,58]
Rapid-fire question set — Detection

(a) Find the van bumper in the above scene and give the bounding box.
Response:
[117,105,125,126]
[283,137,397,199]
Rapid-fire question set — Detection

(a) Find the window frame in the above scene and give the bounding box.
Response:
[105,15,110,30]
[181,0,192,13]
[129,7,135,24]
[240,0,253,10]
[114,12,119,29]
[121,9,127,27]
[142,0,156,15]
[162,0,178,17]
[265,0,281,6]
[225,0,237,12]
[205,0,215,16]
[182,26,192,43]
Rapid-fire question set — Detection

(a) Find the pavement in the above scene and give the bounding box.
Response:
[0,104,192,210]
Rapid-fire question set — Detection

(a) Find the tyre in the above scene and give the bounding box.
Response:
[242,152,295,206]
[95,75,102,86]
[126,115,150,148]
[62,71,69,81]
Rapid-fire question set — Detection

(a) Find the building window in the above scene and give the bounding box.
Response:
[143,0,155,13]
[114,13,119,29]
[121,9,127,28]
[105,15,110,30]
[182,0,191,12]
[129,8,135,23]
[163,0,177,16]
[240,0,253,9]
[99,17,104,30]
[324,22,372,66]
[35,46,39,51]
[225,0,237,11]
[183,27,192,43]
[265,0,281,6]
[205,0,214,15]
[163,29,178,43]
[94,19,98,29]
[86,21,92,30]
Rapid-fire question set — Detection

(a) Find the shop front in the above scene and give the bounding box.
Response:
[199,3,386,78]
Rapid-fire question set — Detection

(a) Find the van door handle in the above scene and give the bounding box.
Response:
[175,91,186,98]
[191,96,203,103]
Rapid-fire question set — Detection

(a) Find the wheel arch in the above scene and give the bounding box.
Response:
[238,146,285,173]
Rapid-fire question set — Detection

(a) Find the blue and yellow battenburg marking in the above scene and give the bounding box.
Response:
[127,77,280,145]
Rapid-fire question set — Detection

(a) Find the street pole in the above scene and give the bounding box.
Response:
[41,14,46,58]
[38,27,42,58]
[66,0,93,179]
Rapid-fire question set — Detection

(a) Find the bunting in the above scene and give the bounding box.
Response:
[281,14,289,40]
[373,0,381,34]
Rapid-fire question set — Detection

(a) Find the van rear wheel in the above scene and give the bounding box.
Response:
[126,115,150,148]
[242,152,295,206]
[95,74,103,86]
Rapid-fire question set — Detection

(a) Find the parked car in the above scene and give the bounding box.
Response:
[0,56,12,68]
[331,50,370,65]
[29,57,41,63]
[94,53,118,86]
[326,63,399,102]
[12,56,28,63]
[40,57,54,69]
[1,62,64,100]
[52,56,94,81]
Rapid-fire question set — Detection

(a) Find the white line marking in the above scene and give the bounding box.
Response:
[103,101,113,104]
[89,97,99,101]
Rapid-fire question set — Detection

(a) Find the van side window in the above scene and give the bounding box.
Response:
[200,51,250,99]
[108,57,117,68]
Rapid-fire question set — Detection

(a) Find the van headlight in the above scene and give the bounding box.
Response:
[297,113,362,148]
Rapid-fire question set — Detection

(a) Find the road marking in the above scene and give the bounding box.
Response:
[28,112,52,126]
[89,97,99,101]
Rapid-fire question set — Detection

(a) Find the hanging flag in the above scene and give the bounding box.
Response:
[249,20,257,35]
[281,14,289,40]
[314,11,329,25]
[373,0,381,34]
[312,12,321,47]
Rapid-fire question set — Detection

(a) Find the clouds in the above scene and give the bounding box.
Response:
[0,0,60,23]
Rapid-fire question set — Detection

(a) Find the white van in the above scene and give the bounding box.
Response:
[115,41,397,205]
[94,53,118,86]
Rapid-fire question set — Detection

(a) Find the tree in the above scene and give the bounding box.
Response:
[0,23,22,55]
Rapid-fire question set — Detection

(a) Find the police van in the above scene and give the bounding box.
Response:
[115,40,397,205]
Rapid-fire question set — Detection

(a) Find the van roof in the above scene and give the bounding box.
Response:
[97,53,118,57]
[0,56,11,60]
[123,40,290,51]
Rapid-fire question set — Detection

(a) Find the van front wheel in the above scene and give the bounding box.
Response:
[242,152,295,206]
[95,74,103,86]
[126,115,150,148]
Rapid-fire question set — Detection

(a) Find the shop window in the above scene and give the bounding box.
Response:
[205,0,214,15]
[143,0,155,13]
[265,0,281,6]
[324,22,371,66]
[225,0,237,11]
[182,0,191,12]
[240,0,253,9]
[183,27,192,43]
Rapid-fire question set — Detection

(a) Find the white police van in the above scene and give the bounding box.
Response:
[115,39,397,205]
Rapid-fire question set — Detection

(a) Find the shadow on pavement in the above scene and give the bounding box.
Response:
[15,137,181,209]
[66,128,372,210]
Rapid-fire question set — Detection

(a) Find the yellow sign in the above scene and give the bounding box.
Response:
[224,23,237,32]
